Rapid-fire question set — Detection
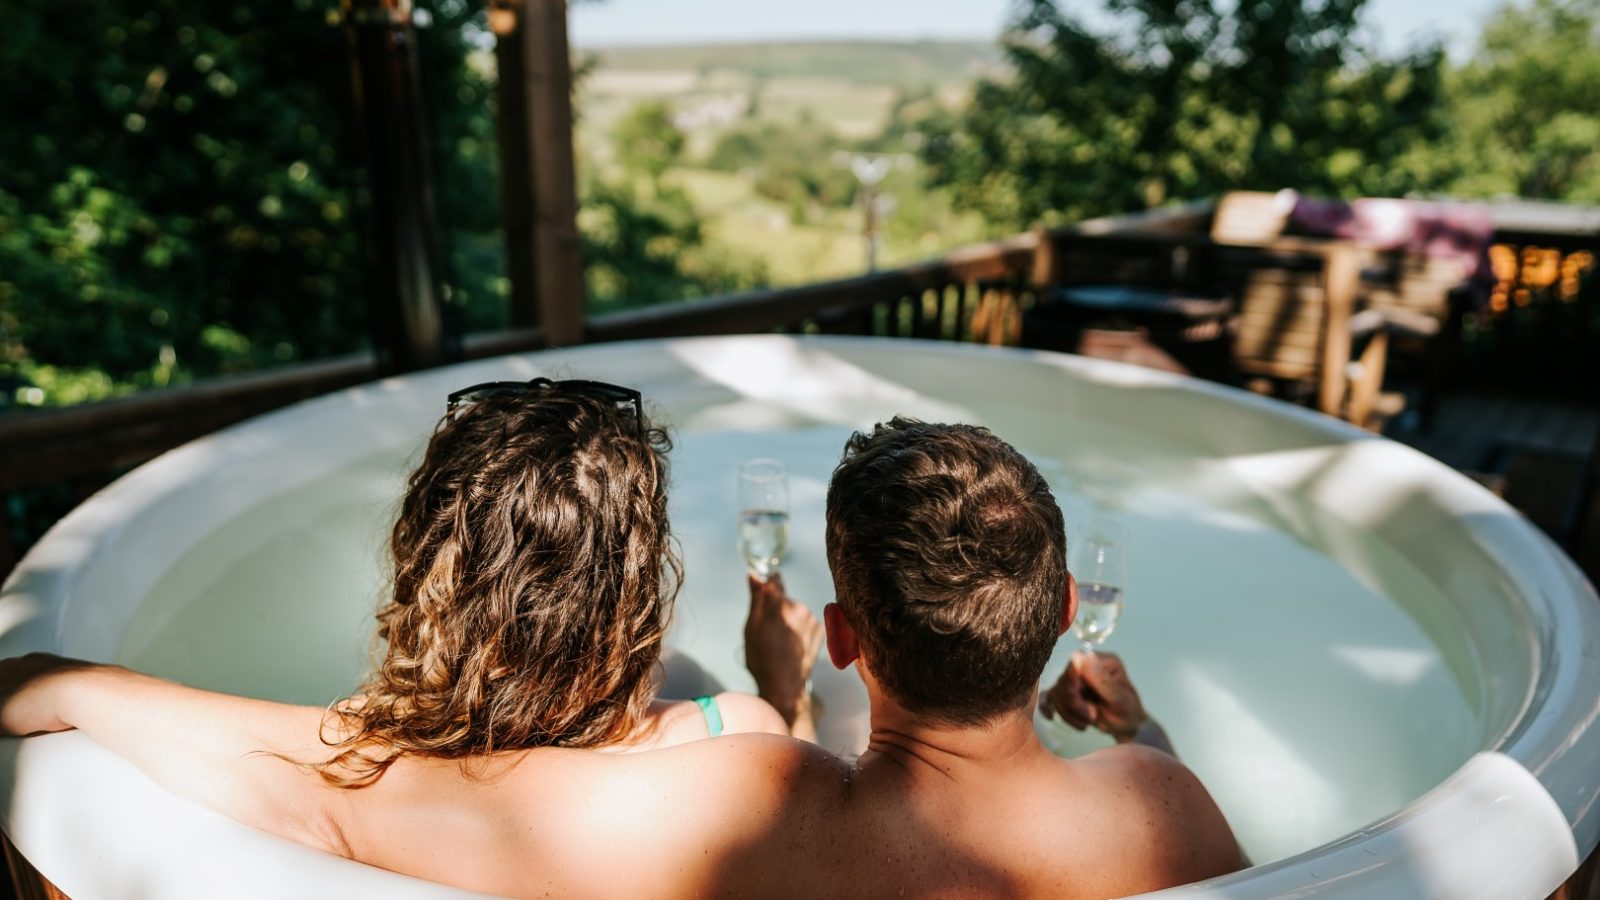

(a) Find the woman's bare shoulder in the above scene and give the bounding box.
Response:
[711,691,788,736]
[626,691,787,752]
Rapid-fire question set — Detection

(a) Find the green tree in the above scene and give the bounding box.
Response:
[0,0,508,408]
[582,90,762,305]
[578,176,763,309]
[0,0,756,410]
[706,118,857,219]
[1446,0,1600,202]
[919,0,1450,229]
[614,100,685,183]
[0,0,366,406]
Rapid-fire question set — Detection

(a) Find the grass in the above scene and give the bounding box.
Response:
[665,166,994,286]
[581,40,1003,87]
[577,40,1003,290]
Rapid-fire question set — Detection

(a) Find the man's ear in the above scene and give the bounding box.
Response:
[824,603,860,670]
[1059,571,1079,637]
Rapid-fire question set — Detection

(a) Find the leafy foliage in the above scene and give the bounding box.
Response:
[707,116,859,220]
[0,0,370,407]
[579,176,763,309]
[612,101,686,182]
[0,1,746,410]
[1445,0,1600,202]
[588,100,764,305]
[919,0,1451,229]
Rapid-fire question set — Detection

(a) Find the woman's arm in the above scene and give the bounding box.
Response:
[742,574,823,742]
[0,654,349,854]
[0,655,831,896]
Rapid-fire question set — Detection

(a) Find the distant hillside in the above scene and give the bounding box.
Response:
[583,40,1004,88]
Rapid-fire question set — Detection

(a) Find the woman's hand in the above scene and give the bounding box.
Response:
[743,573,823,738]
[0,653,102,736]
[1039,651,1148,742]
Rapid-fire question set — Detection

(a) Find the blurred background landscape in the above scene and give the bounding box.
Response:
[7,0,1597,407]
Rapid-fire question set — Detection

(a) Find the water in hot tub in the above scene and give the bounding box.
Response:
[118,418,1478,866]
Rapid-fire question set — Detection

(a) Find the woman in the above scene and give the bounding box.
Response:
[302,376,811,783]
[0,378,822,870]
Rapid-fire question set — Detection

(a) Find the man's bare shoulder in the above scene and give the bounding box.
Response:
[1072,744,1246,886]
[1076,741,1195,789]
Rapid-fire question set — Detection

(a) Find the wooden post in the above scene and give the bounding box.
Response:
[1345,329,1389,431]
[0,494,15,584]
[1562,238,1600,554]
[1564,392,1600,554]
[491,0,586,346]
[1030,226,1060,290]
[1318,245,1359,418]
[343,0,451,373]
[1551,841,1600,900]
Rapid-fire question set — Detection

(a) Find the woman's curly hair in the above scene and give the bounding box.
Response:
[316,386,679,786]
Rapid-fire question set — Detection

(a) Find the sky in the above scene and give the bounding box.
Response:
[569,0,1509,59]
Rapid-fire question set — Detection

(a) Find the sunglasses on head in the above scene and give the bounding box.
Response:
[446,377,644,437]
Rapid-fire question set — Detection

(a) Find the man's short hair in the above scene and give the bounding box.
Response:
[825,418,1067,724]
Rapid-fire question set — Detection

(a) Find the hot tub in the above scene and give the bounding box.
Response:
[2,335,1596,898]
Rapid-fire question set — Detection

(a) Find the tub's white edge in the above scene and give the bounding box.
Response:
[1,334,1596,897]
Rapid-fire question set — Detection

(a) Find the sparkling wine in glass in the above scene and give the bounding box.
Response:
[738,459,790,580]
[1070,519,1128,654]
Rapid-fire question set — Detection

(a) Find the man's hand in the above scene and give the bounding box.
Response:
[743,574,822,737]
[0,652,100,737]
[1039,651,1147,743]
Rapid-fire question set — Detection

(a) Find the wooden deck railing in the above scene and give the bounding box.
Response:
[0,230,1049,578]
[590,232,1038,343]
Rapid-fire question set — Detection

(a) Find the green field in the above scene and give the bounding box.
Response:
[664,167,991,284]
[575,40,1003,287]
[583,40,1003,86]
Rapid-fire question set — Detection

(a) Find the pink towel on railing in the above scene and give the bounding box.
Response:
[1289,194,1496,306]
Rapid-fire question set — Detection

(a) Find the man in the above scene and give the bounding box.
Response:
[1,418,1243,898]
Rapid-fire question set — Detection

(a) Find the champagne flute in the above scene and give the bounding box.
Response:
[737,459,790,581]
[1070,519,1128,654]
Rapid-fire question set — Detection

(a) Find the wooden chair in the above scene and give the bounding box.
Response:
[1212,191,1474,428]
[1031,215,1399,429]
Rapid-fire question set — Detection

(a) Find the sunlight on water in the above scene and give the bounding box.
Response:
[119,411,1477,865]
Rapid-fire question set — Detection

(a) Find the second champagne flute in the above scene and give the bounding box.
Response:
[1070,519,1128,654]
[738,458,790,581]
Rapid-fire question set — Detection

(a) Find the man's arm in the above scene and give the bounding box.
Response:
[1041,651,1251,869]
[1039,650,1176,755]
[0,654,348,853]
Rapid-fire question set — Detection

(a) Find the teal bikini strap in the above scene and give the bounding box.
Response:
[693,695,724,738]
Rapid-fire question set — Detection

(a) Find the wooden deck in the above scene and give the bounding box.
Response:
[1388,391,1600,473]
[1387,390,1600,576]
